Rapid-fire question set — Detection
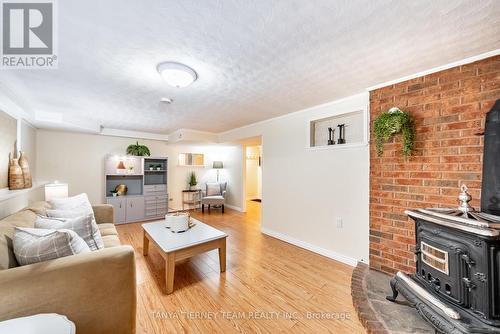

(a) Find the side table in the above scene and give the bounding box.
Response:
[182,189,201,210]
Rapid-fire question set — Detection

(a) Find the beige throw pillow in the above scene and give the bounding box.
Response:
[36,215,102,251]
[46,209,104,250]
[13,227,90,266]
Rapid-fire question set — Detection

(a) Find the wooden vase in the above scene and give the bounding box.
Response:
[18,151,32,188]
[8,153,24,190]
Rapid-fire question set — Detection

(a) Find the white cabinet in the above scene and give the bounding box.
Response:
[126,197,145,222]
[107,197,126,224]
[106,196,144,224]
[144,195,168,218]
[105,155,168,224]
[105,155,143,176]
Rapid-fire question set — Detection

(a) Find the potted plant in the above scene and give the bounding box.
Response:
[373,107,415,158]
[110,190,118,197]
[126,141,151,156]
[187,172,197,190]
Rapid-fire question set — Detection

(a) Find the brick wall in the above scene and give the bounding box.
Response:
[369,55,500,275]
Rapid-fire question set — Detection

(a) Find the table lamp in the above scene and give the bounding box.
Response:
[45,182,69,201]
[212,161,223,182]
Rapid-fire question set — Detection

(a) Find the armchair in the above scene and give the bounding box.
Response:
[201,182,227,213]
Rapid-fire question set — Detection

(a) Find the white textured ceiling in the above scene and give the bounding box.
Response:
[2,0,500,134]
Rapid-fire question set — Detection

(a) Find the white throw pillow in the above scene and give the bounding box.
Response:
[13,227,90,266]
[49,193,92,211]
[46,209,104,250]
[47,193,104,250]
[36,215,102,251]
[206,183,221,196]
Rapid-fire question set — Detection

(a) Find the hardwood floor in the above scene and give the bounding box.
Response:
[116,201,365,334]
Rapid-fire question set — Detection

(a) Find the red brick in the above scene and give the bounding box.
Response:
[369,55,499,275]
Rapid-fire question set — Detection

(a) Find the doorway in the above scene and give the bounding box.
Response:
[245,144,262,203]
[238,136,262,215]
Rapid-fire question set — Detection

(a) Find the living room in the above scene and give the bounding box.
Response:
[0,1,499,333]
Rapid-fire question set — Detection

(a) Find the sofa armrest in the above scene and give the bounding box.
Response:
[0,246,136,334]
[92,204,114,224]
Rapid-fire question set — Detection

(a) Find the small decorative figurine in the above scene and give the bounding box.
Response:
[327,127,335,145]
[337,124,346,144]
[458,184,474,215]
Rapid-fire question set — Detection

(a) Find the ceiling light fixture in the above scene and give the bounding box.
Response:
[160,97,173,104]
[157,62,197,88]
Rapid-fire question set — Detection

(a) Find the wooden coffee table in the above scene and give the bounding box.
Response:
[142,218,227,294]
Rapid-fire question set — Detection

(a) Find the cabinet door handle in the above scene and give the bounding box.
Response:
[130,202,133,208]
[119,203,122,209]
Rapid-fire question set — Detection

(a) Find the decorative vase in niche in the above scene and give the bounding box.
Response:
[8,153,24,190]
[18,151,32,188]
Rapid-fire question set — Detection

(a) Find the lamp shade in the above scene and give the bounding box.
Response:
[45,182,68,201]
[212,161,223,169]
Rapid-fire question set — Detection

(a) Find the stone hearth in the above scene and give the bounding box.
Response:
[351,263,434,334]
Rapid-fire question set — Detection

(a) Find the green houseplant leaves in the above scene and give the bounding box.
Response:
[188,171,197,187]
[126,141,151,156]
[373,107,415,158]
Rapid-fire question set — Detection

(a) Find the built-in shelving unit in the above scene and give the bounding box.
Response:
[104,155,168,224]
[309,110,366,149]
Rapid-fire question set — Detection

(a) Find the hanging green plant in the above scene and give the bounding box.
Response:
[373,107,415,158]
[126,141,151,156]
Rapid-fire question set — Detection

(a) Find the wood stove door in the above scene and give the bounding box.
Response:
[417,230,472,308]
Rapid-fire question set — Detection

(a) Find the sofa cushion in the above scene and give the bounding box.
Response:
[36,215,103,251]
[202,195,225,205]
[47,209,104,250]
[13,227,90,266]
[97,223,118,237]
[101,235,121,248]
[0,210,37,270]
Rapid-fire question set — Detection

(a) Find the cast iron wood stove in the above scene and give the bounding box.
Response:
[387,100,500,334]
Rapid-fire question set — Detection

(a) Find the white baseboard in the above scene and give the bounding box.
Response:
[261,227,359,267]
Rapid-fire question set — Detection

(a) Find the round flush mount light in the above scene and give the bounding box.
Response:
[160,97,173,104]
[157,62,197,88]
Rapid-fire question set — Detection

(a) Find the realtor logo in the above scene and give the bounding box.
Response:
[1,0,57,68]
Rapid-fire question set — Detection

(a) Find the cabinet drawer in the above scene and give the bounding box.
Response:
[144,185,167,194]
[157,204,168,211]
[155,196,168,204]
[145,209,157,217]
[144,196,157,204]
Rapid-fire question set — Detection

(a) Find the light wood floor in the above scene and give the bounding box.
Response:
[116,201,365,334]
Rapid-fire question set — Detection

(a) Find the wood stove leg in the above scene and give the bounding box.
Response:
[386,277,399,302]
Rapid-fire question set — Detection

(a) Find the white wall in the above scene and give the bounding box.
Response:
[36,130,243,210]
[220,93,370,265]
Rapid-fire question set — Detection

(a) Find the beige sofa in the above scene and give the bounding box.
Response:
[0,202,136,334]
